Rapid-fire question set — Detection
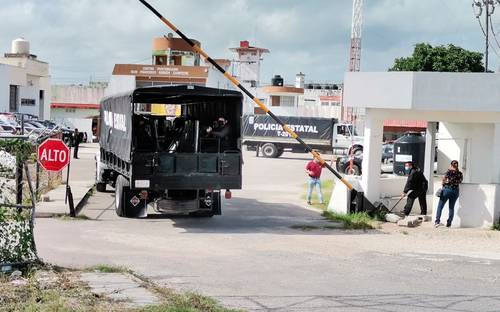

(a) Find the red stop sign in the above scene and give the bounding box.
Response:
[38,138,70,172]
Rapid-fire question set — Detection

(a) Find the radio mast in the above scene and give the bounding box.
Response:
[345,0,364,128]
[349,0,363,72]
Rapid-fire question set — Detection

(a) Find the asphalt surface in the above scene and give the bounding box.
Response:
[35,151,500,311]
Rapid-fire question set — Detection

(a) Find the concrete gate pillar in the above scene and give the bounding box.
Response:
[493,123,500,184]
[424,122,437,195]
[360,110,384,203]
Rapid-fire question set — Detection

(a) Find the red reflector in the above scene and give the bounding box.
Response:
[225,190,232,199]
[140,190,148,200]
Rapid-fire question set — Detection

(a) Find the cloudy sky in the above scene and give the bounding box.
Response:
[0,0,497,85]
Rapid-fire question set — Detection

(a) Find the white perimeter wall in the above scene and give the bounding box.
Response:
[105,75,136,97]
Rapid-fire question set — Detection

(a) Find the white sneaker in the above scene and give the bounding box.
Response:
[434,223,443,228]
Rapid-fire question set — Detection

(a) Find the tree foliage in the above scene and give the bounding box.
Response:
[389,43,485,72]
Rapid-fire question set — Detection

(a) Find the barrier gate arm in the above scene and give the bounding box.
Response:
[138,0,356,194]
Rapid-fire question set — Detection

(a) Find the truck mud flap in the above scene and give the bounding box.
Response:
[123,189,148,218]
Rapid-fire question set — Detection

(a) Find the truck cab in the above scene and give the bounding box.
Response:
[333,123,363,155]
[96,85,243,218]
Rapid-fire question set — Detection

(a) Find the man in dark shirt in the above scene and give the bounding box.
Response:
[305,156,324,205]
[73,128,81,159]
[402,161,428,216]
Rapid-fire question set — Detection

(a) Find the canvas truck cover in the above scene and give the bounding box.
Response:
[242,115,336,143]
[100,94,133,162]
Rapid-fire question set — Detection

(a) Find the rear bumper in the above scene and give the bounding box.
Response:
[132,175,241,190]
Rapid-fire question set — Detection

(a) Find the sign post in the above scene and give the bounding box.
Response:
[37,139,74,216]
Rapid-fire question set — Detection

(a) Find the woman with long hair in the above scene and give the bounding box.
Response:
[435,160,463,228]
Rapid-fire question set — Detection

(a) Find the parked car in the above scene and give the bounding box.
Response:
[0,121,17,134]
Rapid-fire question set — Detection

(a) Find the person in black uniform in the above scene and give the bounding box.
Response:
[73,128,81,159]
[401,161,428,216]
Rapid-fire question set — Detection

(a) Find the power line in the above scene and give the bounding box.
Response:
[472,0,500,71]
[476,14,500,61]
[489,14,500,48]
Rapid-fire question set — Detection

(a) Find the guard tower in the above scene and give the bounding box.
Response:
[230,41,269,89]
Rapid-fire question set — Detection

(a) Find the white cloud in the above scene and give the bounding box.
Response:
[0,0,495,85]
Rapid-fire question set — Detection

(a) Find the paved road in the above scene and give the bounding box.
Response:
[35,151,500,311]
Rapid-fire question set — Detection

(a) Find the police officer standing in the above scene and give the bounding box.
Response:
[73,128,81,159]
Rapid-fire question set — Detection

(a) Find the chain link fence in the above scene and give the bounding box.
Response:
[0,139,39,266]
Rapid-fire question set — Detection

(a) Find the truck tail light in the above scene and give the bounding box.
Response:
[225,189,232,199]
[140,190,148,200]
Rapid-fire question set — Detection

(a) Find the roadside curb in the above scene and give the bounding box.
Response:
[34,184,95,218]
[75,185,95,215]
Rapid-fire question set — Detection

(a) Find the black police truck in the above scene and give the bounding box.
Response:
[96,85,243,218]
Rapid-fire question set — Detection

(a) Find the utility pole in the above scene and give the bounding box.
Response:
[473,0,499,72]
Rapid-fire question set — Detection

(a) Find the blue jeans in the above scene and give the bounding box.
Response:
[435,186,459,226]
[307,178,323,203]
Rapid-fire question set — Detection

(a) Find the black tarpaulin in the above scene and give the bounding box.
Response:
[100,94,133,162]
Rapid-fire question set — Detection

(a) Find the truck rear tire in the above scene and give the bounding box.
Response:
[261,143,279,158]
[114,175,129,217]
[96,183,106,192]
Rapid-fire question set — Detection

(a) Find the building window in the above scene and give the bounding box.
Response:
[280,96,295,107]
[155,55,167,65]
[321,101,330,106]
[9,85,18,112]
[271,96,280,106]
[65,108,76,113]
[21,99,36,106]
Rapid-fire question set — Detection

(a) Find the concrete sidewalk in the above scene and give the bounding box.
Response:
[35,143,98,217]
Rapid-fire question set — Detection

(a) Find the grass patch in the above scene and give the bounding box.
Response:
[492,223,500,231]
[322,211,375,230]
[138,292,240,312]
[302,179,335,209]
[86,264,129,273]
[58,214,92,221]
[0,266,123,311]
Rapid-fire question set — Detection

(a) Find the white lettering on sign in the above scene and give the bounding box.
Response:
[395,154,412,162]
[103,110,127,132]
[253,123,318,134]
[40,148,68,163]
[129,66,189,77]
